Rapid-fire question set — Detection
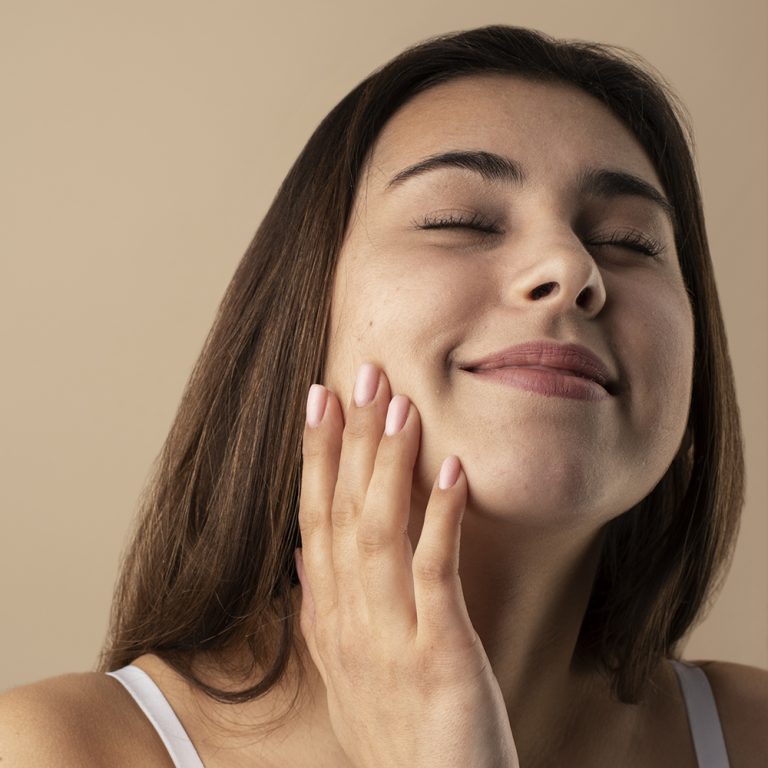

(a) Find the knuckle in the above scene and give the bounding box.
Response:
[356,519,392,556]
[412,555,453,584]
[297,506,324,536]
[331,487,362,523]
[413,646,459,689]
[373,444,400,471]
[301,434,327,461]
[342,414,373,442]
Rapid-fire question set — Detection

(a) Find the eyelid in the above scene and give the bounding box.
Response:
[413,210,502,234]
[585,227,666,258]
[413,211,666,258]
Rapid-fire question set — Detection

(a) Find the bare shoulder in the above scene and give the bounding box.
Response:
[694,659,768,767]
[0,671,173,767]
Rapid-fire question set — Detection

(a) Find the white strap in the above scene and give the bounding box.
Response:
[671,660,730,768]
[107,665,205,768]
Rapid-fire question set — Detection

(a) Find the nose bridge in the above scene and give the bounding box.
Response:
[504,221,607,317]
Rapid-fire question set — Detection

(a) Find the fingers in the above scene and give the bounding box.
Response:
[298,364,394,631]
[294,547,328,682]
[356,395,420,632]
[298,362,471,655]
[330,364,392,615]
[413,456,476,648]
[298,383,344,621]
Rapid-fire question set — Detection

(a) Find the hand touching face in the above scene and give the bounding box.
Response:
[296,365,520,768]
[323,74,694,534]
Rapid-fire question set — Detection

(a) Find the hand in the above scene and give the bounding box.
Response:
[296,362,519,768]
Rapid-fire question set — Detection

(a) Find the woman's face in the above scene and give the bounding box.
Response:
[323,74,694,530]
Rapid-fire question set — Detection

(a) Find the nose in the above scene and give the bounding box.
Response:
[506,230,607,319]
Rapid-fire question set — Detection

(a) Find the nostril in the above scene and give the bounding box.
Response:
[530,282,557,300]
[576,286,592,308]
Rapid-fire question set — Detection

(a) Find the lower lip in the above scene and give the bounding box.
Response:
[466,366,611,401]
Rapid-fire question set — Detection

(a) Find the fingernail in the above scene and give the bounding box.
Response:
[353,363,379,407]
[438,455,461,489]
[306,384,328,427]
[385,395,410,435]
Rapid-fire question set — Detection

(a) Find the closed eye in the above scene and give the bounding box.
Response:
[414,214,665,259]
[414,211,501,234]
[585,229,665,258]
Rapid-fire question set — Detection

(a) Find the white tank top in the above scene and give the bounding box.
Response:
[107,659,730,767]
[107,665,204,767]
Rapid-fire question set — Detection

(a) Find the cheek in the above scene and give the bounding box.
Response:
[619,279,695,464]
[329,250,479,355]
[323,262,447,406]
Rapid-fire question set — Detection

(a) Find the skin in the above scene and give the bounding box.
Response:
[329,75,693,538]
[4,73,768,767]
[307,73,695,762]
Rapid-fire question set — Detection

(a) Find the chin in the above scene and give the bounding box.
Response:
[415,446,640,530]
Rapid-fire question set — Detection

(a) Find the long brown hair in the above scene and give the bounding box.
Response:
[98,25,744,709]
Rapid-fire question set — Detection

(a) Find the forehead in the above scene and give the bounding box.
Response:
[363,74,662,192]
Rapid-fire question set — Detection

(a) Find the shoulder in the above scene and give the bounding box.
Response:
[694,659,768,767]
[0,671,173,767]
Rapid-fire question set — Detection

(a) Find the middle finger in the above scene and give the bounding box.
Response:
[331,362,391,601]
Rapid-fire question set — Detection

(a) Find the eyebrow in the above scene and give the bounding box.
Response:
[384,149,676,225]
[386,150,526,188]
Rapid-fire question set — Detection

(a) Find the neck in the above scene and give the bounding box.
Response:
[183,514,643,767]
[452,511,608,757]
[284,510,627,765]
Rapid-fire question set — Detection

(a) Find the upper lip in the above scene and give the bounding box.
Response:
[459,340,617,394]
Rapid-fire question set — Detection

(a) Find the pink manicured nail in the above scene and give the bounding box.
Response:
[384,395,410,435]
[438,455,461,489]
[306,384,328,427]
[354,363,379,407]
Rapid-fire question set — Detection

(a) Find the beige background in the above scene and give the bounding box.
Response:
[1,0,766,691]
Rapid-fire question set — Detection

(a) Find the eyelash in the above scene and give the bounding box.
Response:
[417,211,499,233]
[590,229,665,258]
[415,213,665,258]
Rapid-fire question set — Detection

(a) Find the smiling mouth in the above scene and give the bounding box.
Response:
[457,340,620,398]
[473,364,599,381]
[464,365,613,401]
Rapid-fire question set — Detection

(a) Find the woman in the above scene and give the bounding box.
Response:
[1,24,765,767]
